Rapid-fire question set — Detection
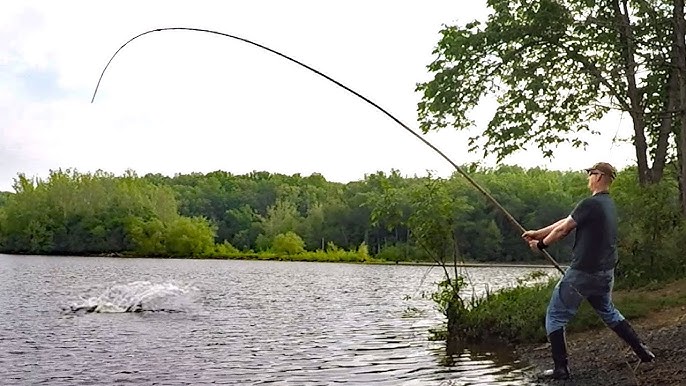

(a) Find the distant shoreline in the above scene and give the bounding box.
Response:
[0,252,565,269]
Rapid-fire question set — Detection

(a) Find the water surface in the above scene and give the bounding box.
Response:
[0,255,554,385]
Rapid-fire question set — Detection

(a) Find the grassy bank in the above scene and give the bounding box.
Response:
[433,274,686,345]
[93,247,382,264]
[103,252,559,268]
[200,249,384,264]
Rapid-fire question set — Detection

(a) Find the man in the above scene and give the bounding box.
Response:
[522,162,654,380]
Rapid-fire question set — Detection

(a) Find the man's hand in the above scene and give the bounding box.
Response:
[528,239,542,253]
[522,230,541,241]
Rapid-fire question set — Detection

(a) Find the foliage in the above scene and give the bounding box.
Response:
[375,243,429,262]
[261,200,305,243]
[0,191,10,207]
[3,164,686,346]
[296,242,371,263]
[203,242,373,263]
[442,272,686,345]
[0,170,214,257]
[164,216,217,257]
[612,167,686,287]
[406,176,466,264]
[272,231,306,255]
[0,164,683,287]
[454,275,556,344]
[412,5,686,344]
[417,0,686,190]
[356,242,370,260]
[432,276,469,340]
[140,166,594,264]
[418,0,604,160]
[210,240,240,257]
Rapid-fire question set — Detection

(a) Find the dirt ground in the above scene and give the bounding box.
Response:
[515,305,686,385]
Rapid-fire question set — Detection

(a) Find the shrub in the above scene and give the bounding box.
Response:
[272,231,305,255]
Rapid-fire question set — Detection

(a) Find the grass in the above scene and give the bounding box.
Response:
[439,275,686,345]
[196,249,386,264]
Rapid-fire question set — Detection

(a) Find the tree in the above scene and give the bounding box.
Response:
[0,192,10,207]
[224,205,263,251]
[272,231,306,255]
[366,170,413,254]
[164,216,216,257]
[259,199,305,244]
[126,217,166,256]
[417,0,686,209]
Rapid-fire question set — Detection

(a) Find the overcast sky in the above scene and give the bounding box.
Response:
[1,1,636,192]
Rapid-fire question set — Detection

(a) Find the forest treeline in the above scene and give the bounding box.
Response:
[1,165,681,281]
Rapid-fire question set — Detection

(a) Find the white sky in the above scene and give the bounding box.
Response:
[0,0,636,192]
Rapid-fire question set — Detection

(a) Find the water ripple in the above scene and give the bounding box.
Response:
[0,254,556,385]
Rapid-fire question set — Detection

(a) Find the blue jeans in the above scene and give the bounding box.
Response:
[545,268,625,334]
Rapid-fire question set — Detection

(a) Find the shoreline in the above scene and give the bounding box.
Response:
[3,253,682,383]
[0,252,564,269]
[514,281,686,385]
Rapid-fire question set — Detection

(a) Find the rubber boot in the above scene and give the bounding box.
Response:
[611,319,655,362]
[542,328,570,379]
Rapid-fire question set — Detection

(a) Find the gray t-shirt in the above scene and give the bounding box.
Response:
[569,192,618,272]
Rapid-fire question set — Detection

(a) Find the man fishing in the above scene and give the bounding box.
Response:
[89,28,654,380]
[522,162,655,380]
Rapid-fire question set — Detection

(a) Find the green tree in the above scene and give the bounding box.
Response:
[126,217,167,256]
[0,169,214,257]
[258,199,305,247]
[417,0,686,199]
[366,170,414,258]
[406,175,469,264]
[272,231,306,255]
[164,216,216,257]
[225,204,263,251]
[611,167,685,285]
[0,192,10,207]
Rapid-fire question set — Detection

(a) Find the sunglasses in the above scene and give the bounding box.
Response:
[587,170,603,176]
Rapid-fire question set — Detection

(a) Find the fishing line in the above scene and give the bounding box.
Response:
[89,26,565,275]
[608,111,625,155]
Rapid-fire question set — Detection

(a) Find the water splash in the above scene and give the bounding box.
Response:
[65,281,197,314]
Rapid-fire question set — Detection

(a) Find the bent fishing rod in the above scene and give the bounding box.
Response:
[90,27,565,275]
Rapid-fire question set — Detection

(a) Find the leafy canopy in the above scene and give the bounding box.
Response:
[416,0,673,161]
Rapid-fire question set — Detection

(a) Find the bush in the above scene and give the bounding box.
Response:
[357,242,370,261]
[272,231,305,255]
[375,243,430,262]
[436,269,686,346]
[430,271,553,344]
[456,277,555,344]
[164,217,215,257]
[613,169,686,288]
[211,240,240,257]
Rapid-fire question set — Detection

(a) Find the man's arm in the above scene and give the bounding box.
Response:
[526,216,578,252]
[523,218,567,240]
[541,216,577,247]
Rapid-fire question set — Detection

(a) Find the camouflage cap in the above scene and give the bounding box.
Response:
[585,162,617,179]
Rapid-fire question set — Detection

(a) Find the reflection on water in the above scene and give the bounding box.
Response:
[0,254,553,385]
[435,341,536,385]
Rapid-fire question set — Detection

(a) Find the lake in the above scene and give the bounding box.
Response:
[0,254,557,385]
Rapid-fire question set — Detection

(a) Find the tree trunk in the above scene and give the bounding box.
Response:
[678,144,685,214]
[613,0,652,184]
[631,114,652,184]
[674,0,686,215]
[679,106,686,217]
[651,71,678,183]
